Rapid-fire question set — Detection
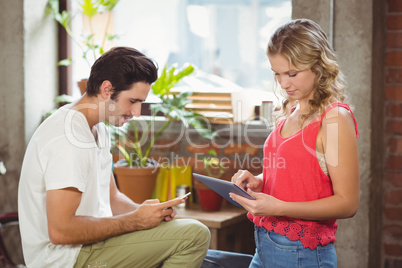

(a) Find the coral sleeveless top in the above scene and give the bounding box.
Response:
[248,102,359,250]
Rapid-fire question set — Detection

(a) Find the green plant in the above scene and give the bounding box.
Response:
[46,0,120,67]
[109,63,217,168]
[199,150,225,178]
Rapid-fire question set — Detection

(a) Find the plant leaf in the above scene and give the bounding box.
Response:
[151,64,195,98]
[105,33,119,41]
[117,144,131,166]
[57,58,72,66]
[99,0,120,11]
[54,94,74,104]
[46,0,59,15]
[79,0,99,19]
[208,150,217,156]
[46,0,72,29]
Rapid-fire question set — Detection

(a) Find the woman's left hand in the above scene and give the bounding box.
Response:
[229,189,284,216]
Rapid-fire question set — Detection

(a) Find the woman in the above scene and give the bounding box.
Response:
[229,19,360,267]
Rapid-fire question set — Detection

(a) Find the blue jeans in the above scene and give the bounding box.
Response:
[250,226,337,268]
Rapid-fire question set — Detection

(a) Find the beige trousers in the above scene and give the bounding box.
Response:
[74,219,210,268]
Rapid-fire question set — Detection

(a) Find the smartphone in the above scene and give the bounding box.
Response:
[180,192,191,199]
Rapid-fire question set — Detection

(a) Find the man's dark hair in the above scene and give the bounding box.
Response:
[86,47,158,100]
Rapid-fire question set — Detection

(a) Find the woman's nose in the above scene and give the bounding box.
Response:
[279,76,291,89]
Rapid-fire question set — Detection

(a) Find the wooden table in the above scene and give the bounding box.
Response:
[176,203,255,254]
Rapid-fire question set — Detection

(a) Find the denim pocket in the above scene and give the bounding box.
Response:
[265,231,300,250]
[317,243,337,268]
[319,242,334,251]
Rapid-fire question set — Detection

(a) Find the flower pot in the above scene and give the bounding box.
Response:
[196,188,223,211]
[77,78,87,96]
[193,175,223,211]
[114,159,160,204]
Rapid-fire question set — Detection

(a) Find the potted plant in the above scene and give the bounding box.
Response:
[194,150,226,211]
[47,0,120,94]
[110,63,217,203]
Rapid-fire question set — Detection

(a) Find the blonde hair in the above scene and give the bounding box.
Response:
[267,19,347,123]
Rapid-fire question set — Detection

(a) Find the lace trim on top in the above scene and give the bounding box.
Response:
[248,214,338,250]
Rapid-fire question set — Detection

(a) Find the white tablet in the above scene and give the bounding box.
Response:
[193,173,256,208]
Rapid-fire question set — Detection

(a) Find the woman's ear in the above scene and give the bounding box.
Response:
[100,80,113,99]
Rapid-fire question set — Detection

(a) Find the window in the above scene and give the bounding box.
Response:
[70,0,291,98]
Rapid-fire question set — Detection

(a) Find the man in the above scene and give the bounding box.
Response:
[18,47,210,268]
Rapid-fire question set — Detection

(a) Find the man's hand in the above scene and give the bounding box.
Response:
[128,198,185,230]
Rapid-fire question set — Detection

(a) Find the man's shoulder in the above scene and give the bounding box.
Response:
[31,107,93,151]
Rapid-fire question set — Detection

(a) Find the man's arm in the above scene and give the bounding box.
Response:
[46,186,185,245]
[109,173,179,221]
[109,173,139,215]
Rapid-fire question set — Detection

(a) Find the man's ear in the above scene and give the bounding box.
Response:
[100,80,113,100]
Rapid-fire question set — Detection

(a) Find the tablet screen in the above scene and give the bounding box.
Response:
[193,173,256,208]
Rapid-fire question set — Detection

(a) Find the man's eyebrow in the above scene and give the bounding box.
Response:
[130,98,145,102]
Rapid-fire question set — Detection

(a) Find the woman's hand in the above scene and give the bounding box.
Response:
[231,170,263,192]
[229,189,284,217]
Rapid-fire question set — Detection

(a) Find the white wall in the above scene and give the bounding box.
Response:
[24,0,58,142]
[0,0,26,214]
[0,0,58,212]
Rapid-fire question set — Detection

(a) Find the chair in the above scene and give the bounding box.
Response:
[0,212,23,268]
[202,249,253,268]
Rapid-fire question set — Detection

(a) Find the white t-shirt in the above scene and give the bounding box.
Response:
[18,105,113,268]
